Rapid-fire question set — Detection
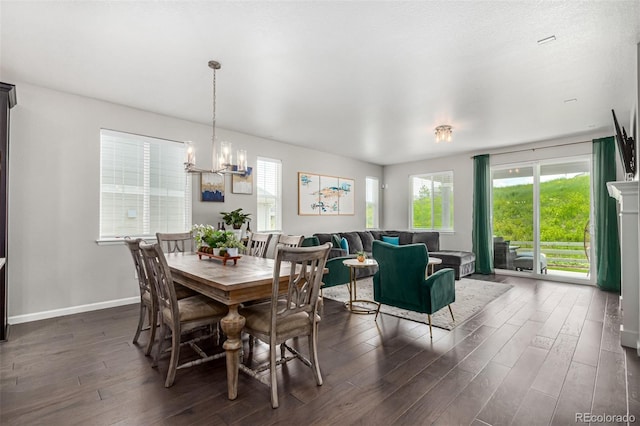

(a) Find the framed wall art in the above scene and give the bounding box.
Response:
[232,171,253,194]
[201,172,225,202]
[298,172,354,216]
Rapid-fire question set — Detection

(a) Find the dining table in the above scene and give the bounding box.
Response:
[165,252,294,400]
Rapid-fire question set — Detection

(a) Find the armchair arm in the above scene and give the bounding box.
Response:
[423,268,456,314]
[323,256,352,288]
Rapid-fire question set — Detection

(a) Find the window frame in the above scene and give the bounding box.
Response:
[256,156,282,233]
[98,129,192,242]
[409,170,454,232]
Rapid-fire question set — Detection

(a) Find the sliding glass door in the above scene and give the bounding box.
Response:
[492,158,591,281]
[492,166,535,272]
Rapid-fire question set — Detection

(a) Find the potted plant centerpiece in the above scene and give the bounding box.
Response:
[356,250,366,262]
[192,225,246,257]
[220,208,251,230]
[192,224,226,255]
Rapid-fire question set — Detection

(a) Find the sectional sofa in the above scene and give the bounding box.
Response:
[311,230,476,283]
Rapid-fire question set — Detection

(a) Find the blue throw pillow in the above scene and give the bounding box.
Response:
[340,237,349,252]
[381,235,400,245]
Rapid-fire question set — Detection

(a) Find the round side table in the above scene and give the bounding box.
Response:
[342,258,380,314]
[427,256,442,276]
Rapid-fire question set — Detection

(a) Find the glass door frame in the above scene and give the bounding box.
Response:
[491,155,595,285]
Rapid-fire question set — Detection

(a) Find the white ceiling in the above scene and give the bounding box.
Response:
[1,1,639,165]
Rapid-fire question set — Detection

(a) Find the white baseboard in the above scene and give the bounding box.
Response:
[8,297,140,325]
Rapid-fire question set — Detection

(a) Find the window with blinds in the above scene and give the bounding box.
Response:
[410,171,454,231]
[365,176,379,229]
[99,129,192,239]
[256,157,282,232]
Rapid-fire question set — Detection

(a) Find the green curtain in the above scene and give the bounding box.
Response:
[593,137,621,292]
[472,154,493,274]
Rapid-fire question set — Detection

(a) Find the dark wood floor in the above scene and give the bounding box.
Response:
[1,274,638,425]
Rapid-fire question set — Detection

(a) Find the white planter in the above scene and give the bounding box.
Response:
[226,247,239,257]
[212,248,221,256]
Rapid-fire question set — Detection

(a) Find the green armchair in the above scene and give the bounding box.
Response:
[371,240,456,338]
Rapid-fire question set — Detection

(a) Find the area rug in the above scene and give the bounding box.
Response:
[322,277,513,330]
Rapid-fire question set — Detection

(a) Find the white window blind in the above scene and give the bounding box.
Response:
[410,171,454,231]
[365,176,379,229]
[99,129,192,239]
[256,157,282,232]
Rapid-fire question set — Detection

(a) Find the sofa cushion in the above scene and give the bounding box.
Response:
[431,250,475,266]
[340,232,363,254]
[357,231,375,252]
[412,231,440,252]
[381,235,399,245]
[369,230,385,241]
[398,231,414,245]
[313,233,333,246]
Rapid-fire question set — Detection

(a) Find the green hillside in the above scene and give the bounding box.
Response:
[493,174,590,243]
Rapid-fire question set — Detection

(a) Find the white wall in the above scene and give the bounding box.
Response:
[7,82,381,321]
[193,128,382,235]
[381,132,611,252]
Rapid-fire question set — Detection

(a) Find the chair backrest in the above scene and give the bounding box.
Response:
[372,240,428,310]
[246,232,273,257]
[270,243,332,333]
[140,243,179,324]
[277,234,304,248]
[156,231,194,254]
[124,237,153,297]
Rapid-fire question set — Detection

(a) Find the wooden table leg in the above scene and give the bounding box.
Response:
[220,304,245,400]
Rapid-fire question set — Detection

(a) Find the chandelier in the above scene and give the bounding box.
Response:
[435,125,453,143]
[185,60,248,175]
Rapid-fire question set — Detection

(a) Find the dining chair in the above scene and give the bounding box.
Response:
[156,231,195,254]
[276,234,304,248]
[245,232,273,258]
[156,232,197,299]
[140,242,227,387]
[124,237,157,356]
[240,242,331,408]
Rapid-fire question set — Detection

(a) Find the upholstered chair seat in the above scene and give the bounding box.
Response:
[240,243,331,408]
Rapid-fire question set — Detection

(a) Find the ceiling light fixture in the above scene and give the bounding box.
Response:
[537,35,556,45]
[185,60,249,176]
[435,125,453,143]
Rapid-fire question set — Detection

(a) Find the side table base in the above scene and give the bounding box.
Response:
[345,299,380,315]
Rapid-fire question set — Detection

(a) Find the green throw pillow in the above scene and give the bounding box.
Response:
[331,234,342,248]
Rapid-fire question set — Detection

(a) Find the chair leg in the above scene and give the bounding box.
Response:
[309,325,323,386]
[374,303,382,321]
[152,321,167,368]
[427,314,433,339]
[133,303,146,344]
[144,306,157,356]
[270,340,279,408]
[448,305,455,322]
[165,327,180,388]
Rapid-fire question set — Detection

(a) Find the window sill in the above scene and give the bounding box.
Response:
[96,237,156,246]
